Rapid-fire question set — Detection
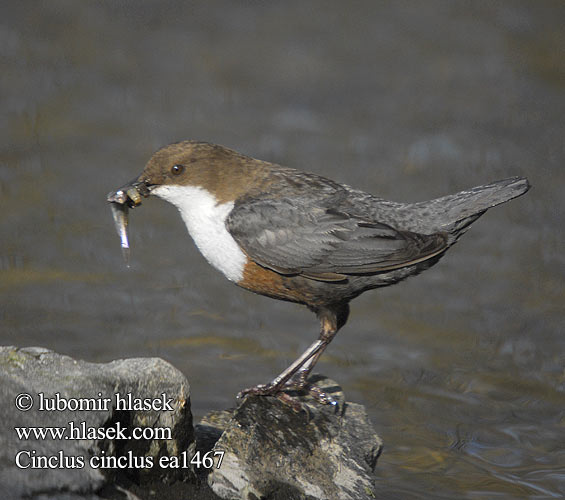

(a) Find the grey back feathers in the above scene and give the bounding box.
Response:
[227,173,529,282]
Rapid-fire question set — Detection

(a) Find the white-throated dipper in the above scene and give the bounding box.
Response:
[108,141,529,406]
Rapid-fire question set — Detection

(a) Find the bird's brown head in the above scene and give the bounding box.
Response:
[136,141,269,204]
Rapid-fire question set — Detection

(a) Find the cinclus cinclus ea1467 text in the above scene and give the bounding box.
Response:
[108,141,530,406]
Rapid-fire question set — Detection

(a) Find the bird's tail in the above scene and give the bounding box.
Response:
[414,176,530,240]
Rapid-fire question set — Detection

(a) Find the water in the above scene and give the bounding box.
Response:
[2,1,564,498]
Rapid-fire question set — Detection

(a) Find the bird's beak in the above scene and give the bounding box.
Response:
[106,176,152,208]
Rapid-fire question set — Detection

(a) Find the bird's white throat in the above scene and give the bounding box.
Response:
[151,184,247,282]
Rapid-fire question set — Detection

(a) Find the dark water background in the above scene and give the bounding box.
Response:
[2,1,564,498]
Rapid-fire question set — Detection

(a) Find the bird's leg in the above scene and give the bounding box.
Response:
[238,303,349,407]
[280,316,338,405]
[288,349,324,388]
[237,337,327,398]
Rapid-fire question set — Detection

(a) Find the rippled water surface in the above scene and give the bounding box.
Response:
[2,1,564,498]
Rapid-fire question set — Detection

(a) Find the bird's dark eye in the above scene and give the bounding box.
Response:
[171,164,184,175]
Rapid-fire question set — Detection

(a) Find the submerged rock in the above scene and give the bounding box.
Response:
[202,376,382,500]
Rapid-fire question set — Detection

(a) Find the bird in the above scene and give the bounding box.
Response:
[108,140,530,406]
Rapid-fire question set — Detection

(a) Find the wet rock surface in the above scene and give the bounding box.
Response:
[201,376,383,500]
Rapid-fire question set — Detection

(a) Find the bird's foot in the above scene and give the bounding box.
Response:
[237,378,338,410]
[237,383,303,412]
[237,382,279,398]
[282,377,338,408]
[303,383,338,407]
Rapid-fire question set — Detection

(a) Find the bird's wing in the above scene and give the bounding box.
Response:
[226,197,448,281]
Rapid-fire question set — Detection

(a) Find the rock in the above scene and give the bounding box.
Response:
[0,346,195,499]
[1,347,382,500]
[203,375,382,500]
